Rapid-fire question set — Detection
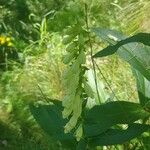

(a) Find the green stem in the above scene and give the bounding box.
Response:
[84,3,101,104]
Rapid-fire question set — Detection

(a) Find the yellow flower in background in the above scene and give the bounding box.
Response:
[0,39,5,45]
[0,36,6,45]
[0,35,13,47]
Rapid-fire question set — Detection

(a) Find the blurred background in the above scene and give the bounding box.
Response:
[0,0,149,149]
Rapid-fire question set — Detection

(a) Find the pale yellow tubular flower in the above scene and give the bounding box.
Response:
[75,124,83,141]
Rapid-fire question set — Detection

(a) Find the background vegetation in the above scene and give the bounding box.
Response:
[0,0,149,149]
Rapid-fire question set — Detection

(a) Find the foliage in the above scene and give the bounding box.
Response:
[31,100,150,149]
[30,3,150,150]
[0,0,150,150]
[93,29,150,94]
[0,22,65,150]
[92,28,150,147]
[93,29,150,80]
[0,0,65,42]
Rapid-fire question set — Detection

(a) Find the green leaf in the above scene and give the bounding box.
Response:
[84,101,150,137]
[92,28,150,80]
[89,123,150,146]
[65,25,80,36]
[63,51,76,64]
[62,35,76,45]
[30,101,76,148]
[86,69,111,104]
[83,80,94,99]
[133,69,150,106]
[142,136,150,150]
[92,28,126,44]
[78,50,86,64]
[76,139,87,150]
[66,42,77,52]
[93,32,150,57]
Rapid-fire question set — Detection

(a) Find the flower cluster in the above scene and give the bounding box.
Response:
[0,35,13,47]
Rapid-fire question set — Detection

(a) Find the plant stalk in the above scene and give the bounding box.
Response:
[84,3,101,104]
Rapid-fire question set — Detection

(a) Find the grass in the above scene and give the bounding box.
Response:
[0,120,61,150]
[95,55,138,102]
[0,33,66,150]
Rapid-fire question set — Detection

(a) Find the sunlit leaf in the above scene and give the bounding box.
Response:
[92,28,150,80]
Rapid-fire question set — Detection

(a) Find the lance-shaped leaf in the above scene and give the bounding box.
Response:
[30,100,77,148]
[84,101,150,137]
[133,69,150,107]
[89,123,150,146]
[93,31,150,57]
[92,28,150,80]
